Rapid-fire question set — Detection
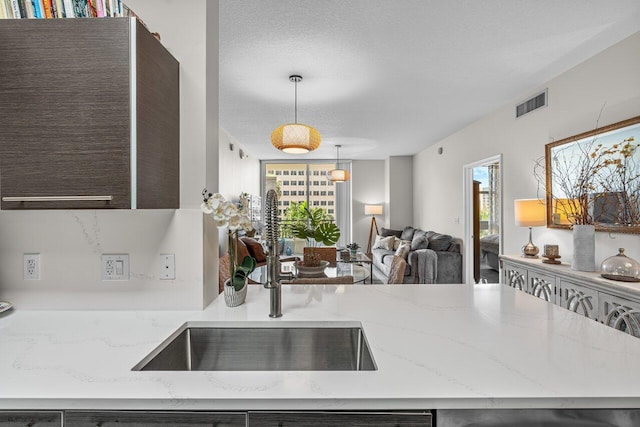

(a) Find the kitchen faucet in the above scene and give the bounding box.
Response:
[264,189,292,318]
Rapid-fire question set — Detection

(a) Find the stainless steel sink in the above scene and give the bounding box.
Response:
[132,321,377,371]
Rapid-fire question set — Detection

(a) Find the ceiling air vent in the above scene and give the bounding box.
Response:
[516,90,547,118]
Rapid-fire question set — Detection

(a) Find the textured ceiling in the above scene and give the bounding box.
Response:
[219,0,640,160]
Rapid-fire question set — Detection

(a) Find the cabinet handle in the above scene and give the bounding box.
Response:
[2,196,113,202]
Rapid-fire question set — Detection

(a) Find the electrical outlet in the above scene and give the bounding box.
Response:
[23,253,41,280]
[102,254,129,280]
[160,254,175,280]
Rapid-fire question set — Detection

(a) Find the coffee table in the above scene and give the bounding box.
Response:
[338,251,373,284]
[250,260,370,284]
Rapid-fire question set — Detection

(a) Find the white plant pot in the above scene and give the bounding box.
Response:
[572,224,596,272]
[223,279,247,307]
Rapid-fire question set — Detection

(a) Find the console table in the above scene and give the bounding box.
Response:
[500,255,640,338]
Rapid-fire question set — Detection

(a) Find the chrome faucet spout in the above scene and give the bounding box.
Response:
[264,189,286,318]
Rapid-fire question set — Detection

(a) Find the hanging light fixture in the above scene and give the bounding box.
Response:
[327,145,350,183]
[271,75,321,154]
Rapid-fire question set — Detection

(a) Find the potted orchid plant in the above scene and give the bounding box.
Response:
[201,190,256,306]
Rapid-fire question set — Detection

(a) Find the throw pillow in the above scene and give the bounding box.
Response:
[411,229,429,251]
[401,226,416,241]
[240,237,267,264]
[373,235,396,250]
[381,227,402,238]
[236,237,251,263]
[394,240,411,259]
[393,237,401,250]
[393,238,411,250]
[426,231,453,251]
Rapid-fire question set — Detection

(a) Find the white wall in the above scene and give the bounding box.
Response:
[352,160,386,250]
[387,156,414,229]
[216,128,261,254]
[414,31,640,278]
[218,128,261,200]
[0,0,220,309]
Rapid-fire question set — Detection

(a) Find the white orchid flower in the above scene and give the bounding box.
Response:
[202,189,255,234]
[200,201,213,214]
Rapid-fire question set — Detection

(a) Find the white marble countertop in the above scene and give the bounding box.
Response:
[2,284,640,411]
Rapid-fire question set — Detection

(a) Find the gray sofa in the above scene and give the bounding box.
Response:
[372,226,462,284]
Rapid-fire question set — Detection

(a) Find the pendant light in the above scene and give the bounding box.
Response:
[327,145,350,182]
[271,75,321,154]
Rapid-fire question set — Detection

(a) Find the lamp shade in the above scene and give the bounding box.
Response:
[327,168,350,182]
[271,123,321,154]
[514,199,546,227]
[364,204,383,215]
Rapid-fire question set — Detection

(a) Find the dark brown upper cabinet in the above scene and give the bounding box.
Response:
[0,18,179,209]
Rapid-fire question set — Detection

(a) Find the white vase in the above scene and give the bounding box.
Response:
[223,279,247,307]
[572,224,595,272]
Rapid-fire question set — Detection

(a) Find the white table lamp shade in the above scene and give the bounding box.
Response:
[365,204,383,216]
[514,199,546,227]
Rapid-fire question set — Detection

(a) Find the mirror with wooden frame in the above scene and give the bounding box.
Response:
[545,115,640,233]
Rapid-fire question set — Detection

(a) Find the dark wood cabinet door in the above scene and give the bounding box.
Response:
[0,19,132,209]
[0,411,62,426]
[0,18,179,210]
[65,411,246,427]
[248,411,432,427]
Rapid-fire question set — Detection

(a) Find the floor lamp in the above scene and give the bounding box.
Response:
[365,204,383,256]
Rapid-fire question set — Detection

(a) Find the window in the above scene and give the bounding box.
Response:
[262,161,351,247]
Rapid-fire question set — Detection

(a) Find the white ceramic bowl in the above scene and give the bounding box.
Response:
[295,260,330,277]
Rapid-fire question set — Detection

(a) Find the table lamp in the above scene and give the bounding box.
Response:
[514,199,546,258]
[365,204,383,255]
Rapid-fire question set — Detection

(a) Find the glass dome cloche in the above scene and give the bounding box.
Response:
[601,248,640,282]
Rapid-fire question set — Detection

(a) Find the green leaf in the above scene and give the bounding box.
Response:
[314,222,340,246]
[292,223,313,240]
[231,275,247,291]
[232,256,256,291]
